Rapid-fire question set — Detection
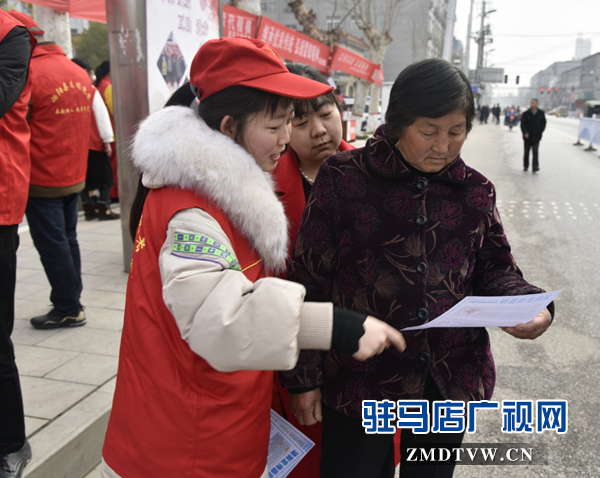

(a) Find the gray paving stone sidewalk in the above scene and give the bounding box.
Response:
[14,209,126,478]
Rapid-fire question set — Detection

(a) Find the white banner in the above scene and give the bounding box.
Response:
[578,117,600,145]
[146,0,220,114]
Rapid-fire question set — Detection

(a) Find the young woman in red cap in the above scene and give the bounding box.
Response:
[100,38,405,478]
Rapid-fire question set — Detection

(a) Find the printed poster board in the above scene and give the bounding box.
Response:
[146,0,220,114]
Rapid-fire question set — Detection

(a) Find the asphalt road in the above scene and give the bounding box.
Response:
[444,116,600,478]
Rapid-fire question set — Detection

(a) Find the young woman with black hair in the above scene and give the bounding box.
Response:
[100,38,405,478]
[270,62,354,477]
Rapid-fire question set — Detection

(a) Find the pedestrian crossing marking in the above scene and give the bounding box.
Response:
[496,200,597,221]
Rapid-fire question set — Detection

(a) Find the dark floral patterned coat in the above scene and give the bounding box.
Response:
[279,125,549,419]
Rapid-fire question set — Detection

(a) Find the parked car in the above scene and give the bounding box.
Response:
[556,106,568,117]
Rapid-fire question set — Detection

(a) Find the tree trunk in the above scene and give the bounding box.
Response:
[229,0,261,16]
[352,78,369,121]
[366,83,381,133]
[288,0,339,46]
[32,5,73,58]
[364,44,387,133]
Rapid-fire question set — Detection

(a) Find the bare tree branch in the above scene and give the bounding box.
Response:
[229,0,261,16]
[288,0,339,47]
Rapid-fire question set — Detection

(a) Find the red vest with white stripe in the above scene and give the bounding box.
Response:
[103,186,272,478]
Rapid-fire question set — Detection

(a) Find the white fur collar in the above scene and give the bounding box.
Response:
[131,106,288,273]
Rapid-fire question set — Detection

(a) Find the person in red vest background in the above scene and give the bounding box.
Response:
[272,62,351,478]
[16,13,93,330]
[71,57,119,221]
[94,60,119,201]
[0,10,35,478]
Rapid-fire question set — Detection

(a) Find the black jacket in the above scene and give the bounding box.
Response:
[0,26,31,119]
[520,108,546,140]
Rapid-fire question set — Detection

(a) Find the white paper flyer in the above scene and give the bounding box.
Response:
[268,409,315,478]
[402,290,561,331]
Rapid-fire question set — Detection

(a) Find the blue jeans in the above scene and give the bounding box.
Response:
[26,194,83,315]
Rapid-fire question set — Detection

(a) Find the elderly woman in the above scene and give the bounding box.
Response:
[279,58,553,478]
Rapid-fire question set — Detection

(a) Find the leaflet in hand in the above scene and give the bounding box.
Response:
[268,409,315,478]
[402,290,561,331]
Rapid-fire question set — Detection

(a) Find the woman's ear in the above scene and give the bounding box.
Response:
[220,115,236,140]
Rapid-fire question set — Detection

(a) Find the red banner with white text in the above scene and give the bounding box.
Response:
[256,16,330,73]
[330,45,383,85]
[222,4,258,39]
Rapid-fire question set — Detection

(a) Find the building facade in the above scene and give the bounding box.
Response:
[530,60,581,111]
[530,52,599,114]
[260,0,449,85]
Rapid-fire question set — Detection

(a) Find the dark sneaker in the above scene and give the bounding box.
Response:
[533,167,539,172]
[30,309,86,329]
[0,441,32,478]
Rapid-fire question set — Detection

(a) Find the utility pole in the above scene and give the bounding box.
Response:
[475,2,496,87]
[442,0,458,62]
[475,1,486,84]
[463,0,474,76]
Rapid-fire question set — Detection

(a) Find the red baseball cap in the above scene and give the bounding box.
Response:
[6,10,45,35]
[190,37,333,101]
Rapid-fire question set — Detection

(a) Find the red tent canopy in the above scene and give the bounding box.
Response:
[28,0,106,24]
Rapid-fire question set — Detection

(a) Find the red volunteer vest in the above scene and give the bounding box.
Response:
[0,12,35,225]
[103,187,272,478]
[29,44,92,188]
[88,86,104,152]
[272,141,357,478]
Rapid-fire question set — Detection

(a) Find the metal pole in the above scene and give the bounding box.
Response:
[219,0,224,37]
[475,0,485,84]
[105,0,149,271]
[464,0,474,76]
[442,0,457,62]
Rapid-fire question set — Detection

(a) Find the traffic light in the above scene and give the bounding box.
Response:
[554,88,558,92]
[547,87,551,93]
[516,75,520,85]
[540,87,544,94]
[504,75,508,83]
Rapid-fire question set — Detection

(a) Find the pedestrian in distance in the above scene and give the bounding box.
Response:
[280,58,554,478]
[100,37,406,478]
[70,57,119,221]
[0,10,36,478]
[521,98,546,172]
[15,12,93,330]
